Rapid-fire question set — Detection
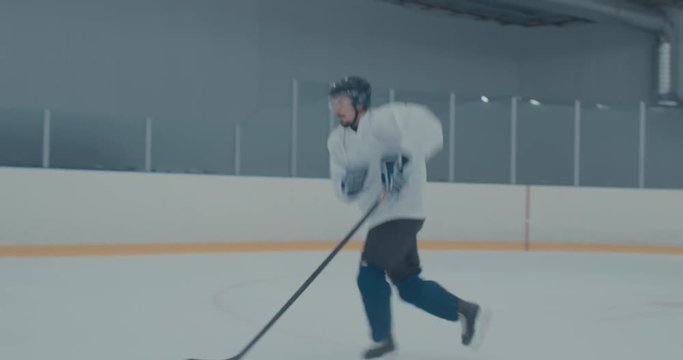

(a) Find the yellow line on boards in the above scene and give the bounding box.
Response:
[1,241,683,257]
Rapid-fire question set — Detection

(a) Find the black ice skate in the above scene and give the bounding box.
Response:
[458,300,483,347]
[363,337,396,359]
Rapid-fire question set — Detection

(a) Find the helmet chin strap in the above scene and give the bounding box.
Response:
[351,108,360,131]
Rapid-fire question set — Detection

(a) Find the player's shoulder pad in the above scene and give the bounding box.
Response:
[375,101,430,115]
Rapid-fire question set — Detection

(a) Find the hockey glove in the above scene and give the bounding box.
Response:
[341,167,368,198]
[381,155,409,195]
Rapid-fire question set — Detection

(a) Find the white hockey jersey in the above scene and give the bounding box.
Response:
[326,102,443,230]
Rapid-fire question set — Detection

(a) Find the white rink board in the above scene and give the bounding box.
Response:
[2,167,683,247]
[529,186,683,246]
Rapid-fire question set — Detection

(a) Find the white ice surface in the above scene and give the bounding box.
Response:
[1,250,682,360]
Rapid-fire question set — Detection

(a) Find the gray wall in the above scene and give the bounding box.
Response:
[515,24,655,105]
[2,0,680,187]
[670,8,683,100]
[0,0,260,121]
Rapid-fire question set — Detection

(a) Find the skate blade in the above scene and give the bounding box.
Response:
[469,306,492,351]
[363,351,397,360]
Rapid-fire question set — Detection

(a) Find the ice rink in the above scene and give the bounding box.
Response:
[2,249,682,360]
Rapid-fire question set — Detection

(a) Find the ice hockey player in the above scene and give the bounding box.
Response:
[326,76,486,359]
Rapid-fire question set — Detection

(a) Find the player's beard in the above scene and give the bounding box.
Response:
[340,109,359,129]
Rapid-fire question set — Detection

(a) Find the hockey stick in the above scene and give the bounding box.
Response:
[187,193,386,360]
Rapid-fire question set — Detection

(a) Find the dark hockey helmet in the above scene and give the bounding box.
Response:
[329,76,371,110]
